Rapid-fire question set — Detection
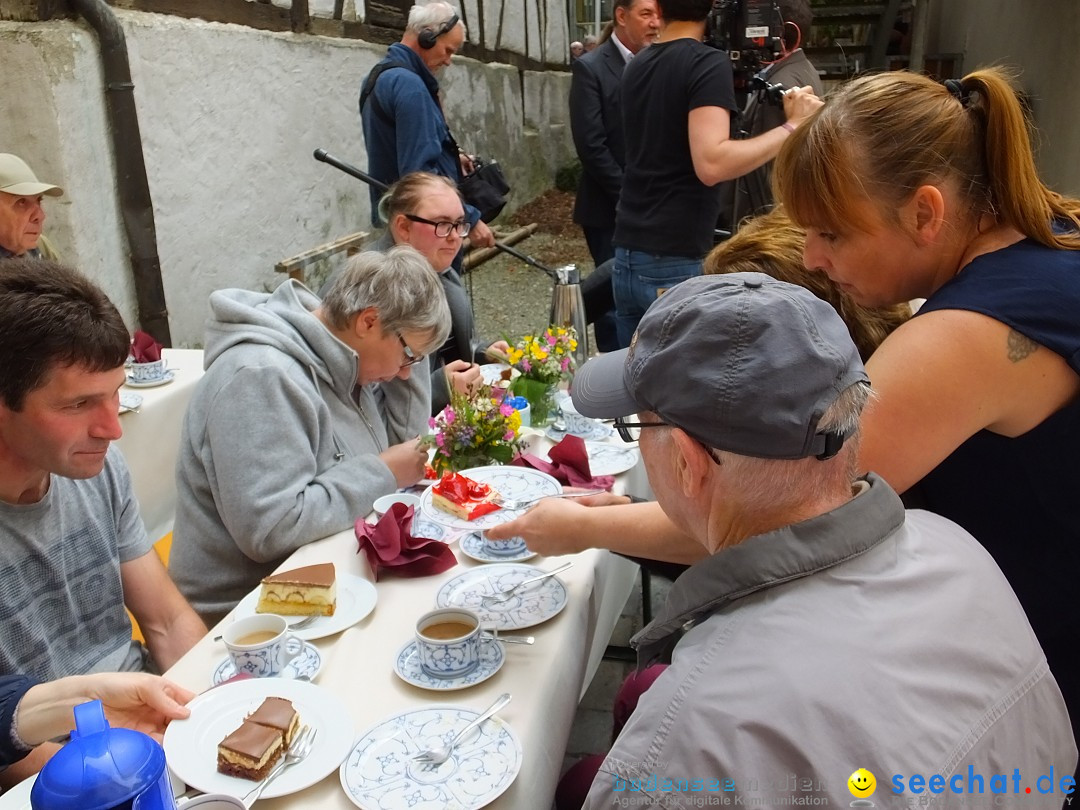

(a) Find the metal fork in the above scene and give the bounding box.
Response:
[411,693,511,766]
[480,562,573,606]
[492,490,606,510]
[242,724,317,806]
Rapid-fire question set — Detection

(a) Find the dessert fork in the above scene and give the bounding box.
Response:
[412,693,511,766]
[492,490,606,510]
[242,724,316,806]
[480,561,574,606]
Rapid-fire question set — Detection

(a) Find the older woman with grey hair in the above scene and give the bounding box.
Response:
[172,246,451,624]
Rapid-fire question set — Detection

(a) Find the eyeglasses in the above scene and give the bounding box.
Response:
[397,333,424,368]
[613,417,722,465]
[404,214,471,238]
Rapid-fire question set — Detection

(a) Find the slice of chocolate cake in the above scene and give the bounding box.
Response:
[256,563,336,617]
[217,720,284,781]
[246,696,301,746]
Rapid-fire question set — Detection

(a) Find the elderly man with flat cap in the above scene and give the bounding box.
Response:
[572,275,1075,808]
[0,154,62,260]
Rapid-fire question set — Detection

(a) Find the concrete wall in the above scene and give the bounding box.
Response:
[0,12,574,344]
[927,0,1080,196]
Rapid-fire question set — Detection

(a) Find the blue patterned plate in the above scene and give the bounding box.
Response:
[211,640,322,685]
[339,705,522,810]
[418,465,561,532]
[436,563,568,630]
[394,637,505,691]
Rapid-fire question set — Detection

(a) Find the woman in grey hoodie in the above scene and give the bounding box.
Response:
[170,246,451,625]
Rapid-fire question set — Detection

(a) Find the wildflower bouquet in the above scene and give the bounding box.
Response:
[425,387,524,475]
[507,326,578,425]
[506,326,579,385]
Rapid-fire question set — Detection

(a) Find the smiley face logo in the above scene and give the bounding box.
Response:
[848,768,877,798]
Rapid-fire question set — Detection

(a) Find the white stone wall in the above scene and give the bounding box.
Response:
[928,0,1080,196]
[0,12,573,345]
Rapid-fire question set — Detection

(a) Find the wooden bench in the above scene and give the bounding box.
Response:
[275,224,538,285]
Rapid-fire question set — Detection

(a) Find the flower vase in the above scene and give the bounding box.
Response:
[511,377,557,427]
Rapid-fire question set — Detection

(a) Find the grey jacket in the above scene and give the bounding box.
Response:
[586,475,1076,808]
[170,280,429,624]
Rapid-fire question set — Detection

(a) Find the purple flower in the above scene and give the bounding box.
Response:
[522,359,532,373]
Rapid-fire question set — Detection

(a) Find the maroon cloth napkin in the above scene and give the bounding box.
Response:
[131,330,163,363]
[355,502,456,581]
[512,434,615,490]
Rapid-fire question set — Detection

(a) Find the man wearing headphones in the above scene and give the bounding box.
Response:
[360,2,495,253]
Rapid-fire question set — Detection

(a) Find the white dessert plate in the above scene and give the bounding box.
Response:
[118,392,143,414]
[339,705,522,810]
[436,563,569,630]
[460,532,537,563]
[418,466,561,532]
[478,363,516,385]
[125,369,175,388]
[163,678,353,800]
[0,774,34,810]
[393,637,505,691]
[233,572,377,641]
[211,640,322,685]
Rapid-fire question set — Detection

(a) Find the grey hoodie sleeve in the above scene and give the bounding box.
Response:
[197,365,397,562]
[380,355,434,442]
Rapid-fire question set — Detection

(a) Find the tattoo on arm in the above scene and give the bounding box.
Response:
[1006,329,1038,363]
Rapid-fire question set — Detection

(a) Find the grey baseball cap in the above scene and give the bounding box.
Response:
[0,154,63,197]
[571,273,869,460]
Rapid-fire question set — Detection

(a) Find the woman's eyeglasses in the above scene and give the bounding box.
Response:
[404,214,472,238]
[397,334,424,368]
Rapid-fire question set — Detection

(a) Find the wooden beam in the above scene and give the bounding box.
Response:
[275,230,371,282]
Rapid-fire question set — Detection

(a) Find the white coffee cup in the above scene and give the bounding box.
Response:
[415,608,481,679]
[222,615,300,677]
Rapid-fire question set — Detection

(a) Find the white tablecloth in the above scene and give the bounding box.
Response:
[115,349,205,542]
[163,443,643,809]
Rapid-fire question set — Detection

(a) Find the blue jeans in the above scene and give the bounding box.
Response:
[612,248,703,347]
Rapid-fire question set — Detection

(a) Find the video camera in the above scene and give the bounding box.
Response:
[706,0,786,99]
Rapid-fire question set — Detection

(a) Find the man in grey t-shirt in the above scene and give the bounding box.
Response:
[0,259,206,785]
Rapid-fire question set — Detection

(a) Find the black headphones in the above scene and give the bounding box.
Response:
[418,13,459,49]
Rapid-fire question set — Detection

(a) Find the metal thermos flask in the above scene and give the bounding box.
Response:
[549,264,589,369]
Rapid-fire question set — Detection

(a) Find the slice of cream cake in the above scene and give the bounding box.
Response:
[256,562,336,616]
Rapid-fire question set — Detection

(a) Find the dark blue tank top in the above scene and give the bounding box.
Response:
[915,236,1080,740]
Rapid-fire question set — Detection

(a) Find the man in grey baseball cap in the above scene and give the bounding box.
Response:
[572,274,1075,808]
[0,153,63,260]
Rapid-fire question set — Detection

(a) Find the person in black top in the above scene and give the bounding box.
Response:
[611,0,821,346]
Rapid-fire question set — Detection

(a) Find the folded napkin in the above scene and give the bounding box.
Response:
[355,502,456,581]
[131,330,163,363]
[512,434,615,490]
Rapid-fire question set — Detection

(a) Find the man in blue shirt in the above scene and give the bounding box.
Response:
[359,1,494,252]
